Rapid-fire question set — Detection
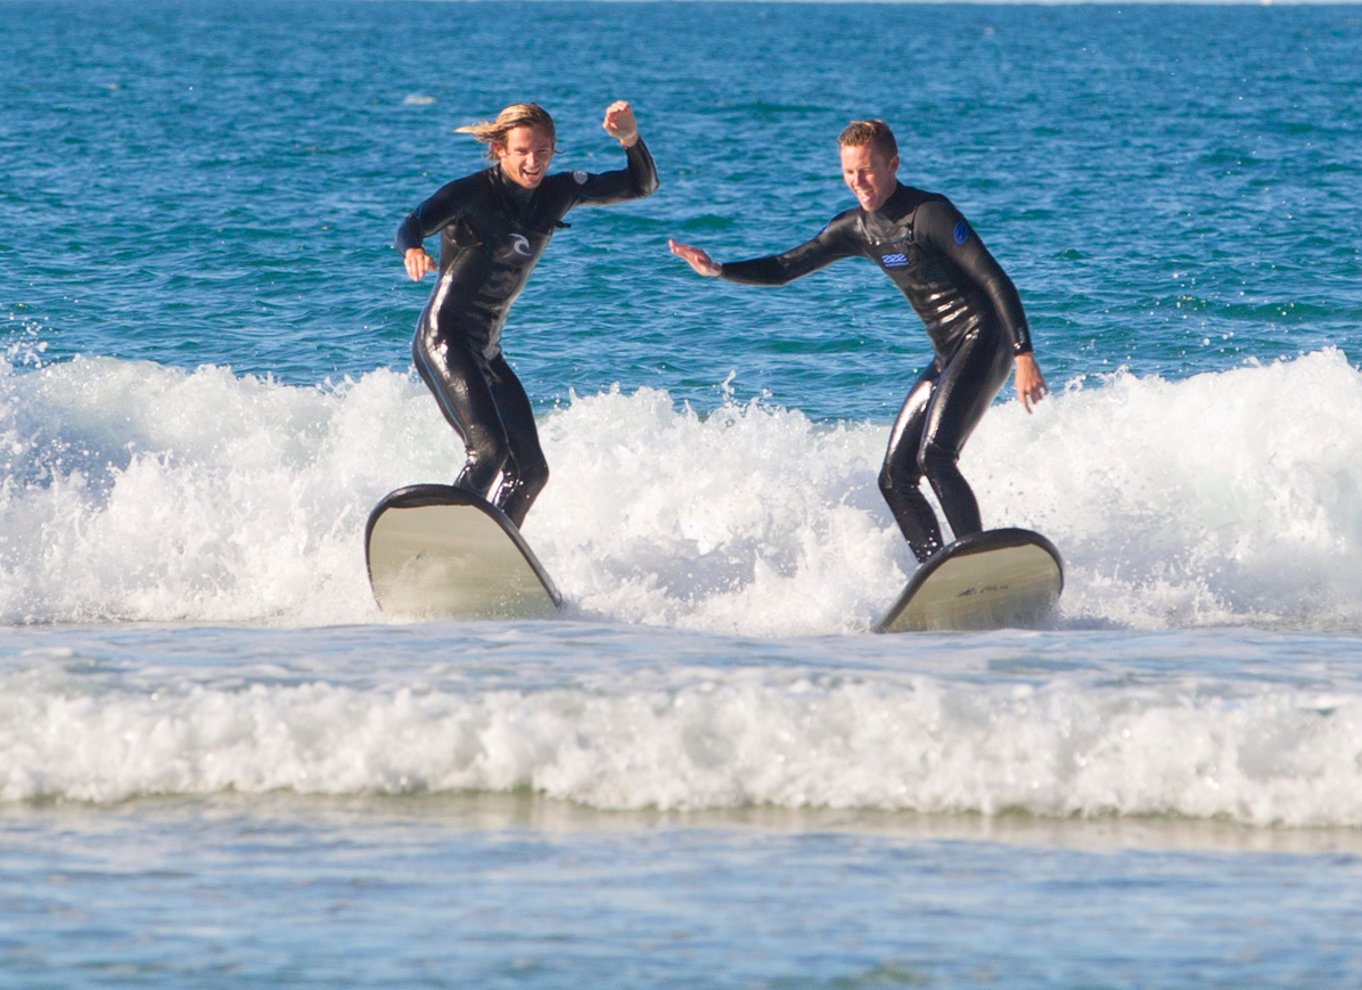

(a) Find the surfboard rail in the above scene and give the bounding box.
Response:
[874,528,1063,634]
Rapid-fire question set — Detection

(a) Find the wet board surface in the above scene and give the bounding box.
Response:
[874,528,1063,634]
[365,484,562,620]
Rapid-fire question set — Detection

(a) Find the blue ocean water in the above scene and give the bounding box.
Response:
[5,1,1362,986]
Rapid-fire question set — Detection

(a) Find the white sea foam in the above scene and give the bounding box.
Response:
[4,652,1361,827]
[5,346,1356,825]
[2,347,1362,632]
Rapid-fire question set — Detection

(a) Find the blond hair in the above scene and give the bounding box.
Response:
[456,103,557,161]
[838,119,898,162]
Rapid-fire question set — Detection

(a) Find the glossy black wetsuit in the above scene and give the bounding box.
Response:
[395,140,658,527]
[719,182,1032,561]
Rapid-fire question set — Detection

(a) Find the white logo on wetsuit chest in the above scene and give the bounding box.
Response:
[510,234,533,257]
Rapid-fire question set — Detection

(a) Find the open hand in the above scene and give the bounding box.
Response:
[668,239,721,277]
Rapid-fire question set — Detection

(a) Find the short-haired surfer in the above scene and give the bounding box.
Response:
[396,100,658,527]
[669,118,1047,563]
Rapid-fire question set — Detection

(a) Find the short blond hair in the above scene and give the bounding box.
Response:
[456,103,557,161]
[838,119,898,161]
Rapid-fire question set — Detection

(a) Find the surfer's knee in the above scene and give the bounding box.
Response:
[498,455,548,501]
[461,424,512,484]
[876,464,897,501]
[517,459,550,500]
[878,453,923,499]
[494,459,549,529]
[917,440,958,479]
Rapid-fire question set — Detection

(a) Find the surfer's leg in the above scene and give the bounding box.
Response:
[916,325,1013,541]
[411,329,510,498]
[485,355,548,529]
[879,364,947,562]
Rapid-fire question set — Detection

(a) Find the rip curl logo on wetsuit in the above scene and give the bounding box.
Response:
[881,253,910,268]
[510,234,533,257]
[953,220,970,245]
[573,171,588,185]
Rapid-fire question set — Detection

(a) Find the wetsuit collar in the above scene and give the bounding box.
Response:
[867,182,916,224]
[486,165,569,232]
[487,165,536,217]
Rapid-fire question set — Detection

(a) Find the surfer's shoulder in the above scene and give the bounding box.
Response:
[427,168,496,205]
[820,206,862,240]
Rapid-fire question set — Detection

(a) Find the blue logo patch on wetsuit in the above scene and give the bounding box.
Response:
[953,220,970,246]
[881,253,909,268]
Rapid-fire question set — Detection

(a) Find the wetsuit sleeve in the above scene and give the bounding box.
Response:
[718,214,859,286]
[916,198,1033,354]
[570,138,660,205]
[394,175,475,254]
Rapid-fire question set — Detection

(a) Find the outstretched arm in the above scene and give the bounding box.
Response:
[668,215,858,286]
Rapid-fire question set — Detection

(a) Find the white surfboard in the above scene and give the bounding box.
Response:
[365,484,562,620]
[874,528,1063,634]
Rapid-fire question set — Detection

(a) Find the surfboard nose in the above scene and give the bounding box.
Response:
[874,528,1062,633]
[365,484,562,620]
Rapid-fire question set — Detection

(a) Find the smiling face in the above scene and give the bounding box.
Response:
[840,142,899,213]
[495,125,556,189]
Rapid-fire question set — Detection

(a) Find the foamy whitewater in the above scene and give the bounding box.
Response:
[5,344,1362,829]
[5,341,1362,633]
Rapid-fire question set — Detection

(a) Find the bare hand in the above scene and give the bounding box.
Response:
[404,247,435,282]
[602,100,639,147]
[1014,353,1048,413]
[668,239,721,277]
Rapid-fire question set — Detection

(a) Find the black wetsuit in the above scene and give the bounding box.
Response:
[395,140,658,527]
[719,182,1032,561]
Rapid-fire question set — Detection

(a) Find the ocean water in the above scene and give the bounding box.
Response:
[5,0,1362,986]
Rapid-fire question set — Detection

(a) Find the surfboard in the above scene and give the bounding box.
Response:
[365,484,562,620]
[873,528,1063,634]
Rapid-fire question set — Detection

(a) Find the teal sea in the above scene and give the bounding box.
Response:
[4,1,1362,986]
